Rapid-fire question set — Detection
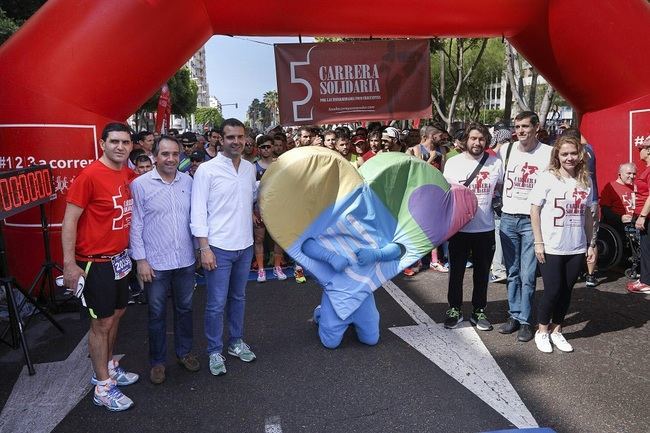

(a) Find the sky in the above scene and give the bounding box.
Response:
[205,36,315,121]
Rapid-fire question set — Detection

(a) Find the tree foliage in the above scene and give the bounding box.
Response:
[139,67,198,117]
[263,90,279,125]
[246,98,271,132]
[0,0,47,45]
[194,107,223,129]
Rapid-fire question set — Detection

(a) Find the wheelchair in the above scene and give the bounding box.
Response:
[596,221,641,278]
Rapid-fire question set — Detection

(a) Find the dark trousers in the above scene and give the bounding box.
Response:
[640,219,650,285]
[447,230,495,310]
[537,253,584,325]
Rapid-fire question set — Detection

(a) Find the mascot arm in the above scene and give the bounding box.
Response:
[301,238,350,272]
[355,242,403,266]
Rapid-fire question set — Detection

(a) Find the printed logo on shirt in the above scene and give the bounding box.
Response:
[505,162,540,199]
[112,185,133,230]
[622,191,635,213]
[553,187,588,227]
[470,171,492,196]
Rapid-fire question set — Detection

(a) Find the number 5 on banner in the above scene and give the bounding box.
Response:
[289,46,316,122]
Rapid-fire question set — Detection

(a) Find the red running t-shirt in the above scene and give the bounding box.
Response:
[600,181,634,216]
[66,160,136,259]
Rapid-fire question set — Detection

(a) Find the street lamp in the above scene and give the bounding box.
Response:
[222,103,238,109]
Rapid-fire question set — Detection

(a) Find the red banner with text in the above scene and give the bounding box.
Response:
[275,39,432,125]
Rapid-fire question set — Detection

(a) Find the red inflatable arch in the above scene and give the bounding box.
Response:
[0,0,649,285]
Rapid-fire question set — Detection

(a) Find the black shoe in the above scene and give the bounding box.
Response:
[470,309,493,331]
[498,317,520,334]
[585,274,598,287]
[443,307,464,329]
[517,324,534,342]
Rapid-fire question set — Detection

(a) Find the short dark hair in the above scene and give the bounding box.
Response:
[134,154,152,165]
[101,122,132,141]
[335,130,350,141]
[515,111,540,126]
[128,148,145,164]
[560,126,581,140]
[137,130,153,142]
[222,118,245,130]
[152,135,181,156]
[272,132,287,143]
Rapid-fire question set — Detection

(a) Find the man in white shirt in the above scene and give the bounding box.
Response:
[190,118,257,376]
[497,111,552,342]
[443,122,503,331]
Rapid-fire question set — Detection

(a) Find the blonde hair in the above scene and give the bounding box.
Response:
[548,135,590,188]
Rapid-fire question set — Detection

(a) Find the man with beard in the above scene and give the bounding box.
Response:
[442,123,503,331]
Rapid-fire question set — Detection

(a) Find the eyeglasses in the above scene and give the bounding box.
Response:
[259,145,272,149]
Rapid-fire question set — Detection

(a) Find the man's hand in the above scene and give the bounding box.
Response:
[137,259,155,283]
[63,262,86,290]
[635,216,646,231]
[201,249,217,271]
[253,211,263,227]
[622,214,632,223]
[534,244,546,264]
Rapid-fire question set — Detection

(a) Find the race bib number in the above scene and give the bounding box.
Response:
[111,250,132,280]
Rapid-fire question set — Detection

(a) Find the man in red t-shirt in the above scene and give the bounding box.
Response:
[62,123,138,411]
[629,137,650,293]
[600,162,637,231]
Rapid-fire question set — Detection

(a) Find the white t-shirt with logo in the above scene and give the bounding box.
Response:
[528,171,593,255]
[498,141,552,215]
[443,153,503,233]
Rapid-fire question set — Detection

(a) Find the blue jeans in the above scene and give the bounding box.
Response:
[499,213,537,325]
[147,264,195,366]
[204,245,254,355]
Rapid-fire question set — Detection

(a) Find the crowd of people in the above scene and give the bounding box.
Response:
[59,110,648,412]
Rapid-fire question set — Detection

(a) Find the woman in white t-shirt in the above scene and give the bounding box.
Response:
[529,135,597,353]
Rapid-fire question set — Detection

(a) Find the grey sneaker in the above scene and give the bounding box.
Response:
[209,352,227,376]
[443,307,463,329]
[470,308,493,331]
[227,339,256,362]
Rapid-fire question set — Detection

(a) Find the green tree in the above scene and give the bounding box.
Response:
[135,67,198,130]
[246,98,270,132]
[0,0,47,45]
[194,107,224,129]
[430,38,488,130]
[263,90,279,125]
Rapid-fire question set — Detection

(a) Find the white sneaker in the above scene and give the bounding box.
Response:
[273,266,287,280]
[257,269,266,283]
[534,331,553,353]
[550,332,574,352]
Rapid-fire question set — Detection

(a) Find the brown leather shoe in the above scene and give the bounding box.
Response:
[150,365,165,384]
[177,353,200,372]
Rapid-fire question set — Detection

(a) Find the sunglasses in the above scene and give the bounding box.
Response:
[183,143,194,148]
[259,145,272,149]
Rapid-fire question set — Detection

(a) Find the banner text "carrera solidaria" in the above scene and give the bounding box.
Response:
[319,64,380,95]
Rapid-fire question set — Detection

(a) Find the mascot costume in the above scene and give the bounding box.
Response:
[259,147,477,348]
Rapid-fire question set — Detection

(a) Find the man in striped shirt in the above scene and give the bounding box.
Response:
[130,135,199,384]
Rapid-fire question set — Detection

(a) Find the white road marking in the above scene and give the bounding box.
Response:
[383,280,539,429]
[264,415,283,433]
[0,332,93,433]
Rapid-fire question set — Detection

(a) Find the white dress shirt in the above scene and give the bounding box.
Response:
[190,153,256,251]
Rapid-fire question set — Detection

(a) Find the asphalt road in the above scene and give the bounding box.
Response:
[0,267,648,433]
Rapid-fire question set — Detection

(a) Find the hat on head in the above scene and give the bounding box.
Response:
[189,150,205,161]
[352,135,367,145]
[180,132,197,144]
[383,127,400,139]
